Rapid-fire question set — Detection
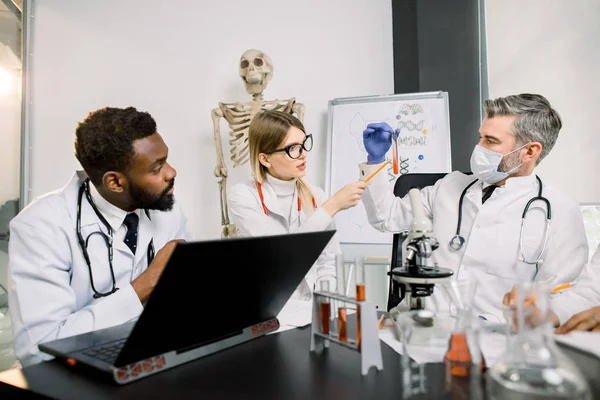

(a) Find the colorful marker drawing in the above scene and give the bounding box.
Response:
[398,103,423,116]
[399,157,410,175]
[396,120,425,132]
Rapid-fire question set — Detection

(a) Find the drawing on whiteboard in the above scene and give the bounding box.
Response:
[349,112,367,152]
[386,162,396,182]
[397,136,427,146]
[398,103,423,116]
[399,157,410,174]
[396,120,425,132]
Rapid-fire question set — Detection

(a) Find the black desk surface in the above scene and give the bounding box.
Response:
[1,325,599,400]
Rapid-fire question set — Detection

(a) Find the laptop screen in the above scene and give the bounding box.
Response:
[115,230,336,366]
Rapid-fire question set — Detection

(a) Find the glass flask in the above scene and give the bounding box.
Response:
[396,309,455,363]
[395,308,485,399]
[487,282,592,400]
[438,280,487,377]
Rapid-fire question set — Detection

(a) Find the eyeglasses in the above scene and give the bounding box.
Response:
[267,134,313,159]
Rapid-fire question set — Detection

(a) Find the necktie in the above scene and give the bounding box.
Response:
[123,213,139,254]
[482,185,497,204]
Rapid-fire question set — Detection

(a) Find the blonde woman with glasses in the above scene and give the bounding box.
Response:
[228,110,366,300]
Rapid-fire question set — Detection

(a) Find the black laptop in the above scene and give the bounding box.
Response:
[39,230,336,384]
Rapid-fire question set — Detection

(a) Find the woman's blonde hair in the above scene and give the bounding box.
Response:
[249,110,316,214]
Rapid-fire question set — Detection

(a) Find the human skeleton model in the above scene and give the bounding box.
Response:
[212,49,305,238]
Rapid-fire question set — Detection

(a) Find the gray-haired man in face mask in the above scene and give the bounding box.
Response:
[359,93,589,325]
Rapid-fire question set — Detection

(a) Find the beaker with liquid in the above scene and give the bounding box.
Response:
[487,282,591,400]
[396,308,485,399]
[438,280,486,377]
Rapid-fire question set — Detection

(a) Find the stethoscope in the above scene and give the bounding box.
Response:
[76,179,155,298]
[449,175,551,269]
[256,182,316,216]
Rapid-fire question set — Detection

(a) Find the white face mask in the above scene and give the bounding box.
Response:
[469,143,528,184]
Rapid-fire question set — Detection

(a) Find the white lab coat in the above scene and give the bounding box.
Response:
[228,178,339,298]
[551,247,600,321]
[360,164,589,323]
[8,171,189,366]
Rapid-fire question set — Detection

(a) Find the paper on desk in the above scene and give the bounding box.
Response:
[378,326,446,363]
[378,325,507,367]
[268,324,297,335]
[265,299,313,336]
[479,331,507,367]
[276,299,313,327]
[555,331,600,359]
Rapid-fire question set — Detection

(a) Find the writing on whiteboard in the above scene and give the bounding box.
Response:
[397,136,427,147]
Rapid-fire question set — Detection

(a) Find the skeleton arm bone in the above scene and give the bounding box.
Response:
[211,106,232,233]
[293,102,305,123]
[211,107,228,179]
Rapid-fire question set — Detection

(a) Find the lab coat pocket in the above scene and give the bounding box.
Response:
[486,235,539,282]
[517,235,547,267]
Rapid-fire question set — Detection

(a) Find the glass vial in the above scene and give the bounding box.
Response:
[355,256,366,349]
[319,280,331,335]
[335,253,348,343]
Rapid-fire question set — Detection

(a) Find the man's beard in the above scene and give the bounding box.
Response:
[498,148,522,174]
[129,179,175,211]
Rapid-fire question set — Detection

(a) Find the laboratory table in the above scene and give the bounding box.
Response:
[0,322,598,399]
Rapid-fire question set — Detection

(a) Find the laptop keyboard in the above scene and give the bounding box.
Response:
[82,338,127,364]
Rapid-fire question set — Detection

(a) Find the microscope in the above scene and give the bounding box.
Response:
[390,187,453,310]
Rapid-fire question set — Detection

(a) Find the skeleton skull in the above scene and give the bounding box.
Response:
[239,49,273,95]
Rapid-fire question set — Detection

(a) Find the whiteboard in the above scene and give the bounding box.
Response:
[325,91,452,245]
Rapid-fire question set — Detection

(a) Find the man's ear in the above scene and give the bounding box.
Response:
[102,171,127,193]
[523,142,542,163]
[258,153,271,169]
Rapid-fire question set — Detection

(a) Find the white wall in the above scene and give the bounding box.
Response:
[485,0,600,203]
[27,0,394,240]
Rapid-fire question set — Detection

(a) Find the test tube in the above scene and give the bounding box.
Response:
[355,256,366,349]
[319,280,331,335]
[355,256,366,301]
[392,135,399,174]
[392,126,399,174]
[335,254,348,343]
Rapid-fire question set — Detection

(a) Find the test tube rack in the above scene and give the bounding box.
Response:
[309,291,383,376]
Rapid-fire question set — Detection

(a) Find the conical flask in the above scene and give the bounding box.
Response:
[438,280,487,377]
[487,282,591,400]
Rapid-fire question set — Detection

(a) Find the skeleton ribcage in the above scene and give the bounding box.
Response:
[220,99,296,167]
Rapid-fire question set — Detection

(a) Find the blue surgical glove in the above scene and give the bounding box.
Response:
[362,122,397,164]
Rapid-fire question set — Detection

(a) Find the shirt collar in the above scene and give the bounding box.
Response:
[88,182,132,232]
[266,173,297,196]
[481,172,536,191]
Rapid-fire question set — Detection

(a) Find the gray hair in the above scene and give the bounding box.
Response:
[483,93,562,164]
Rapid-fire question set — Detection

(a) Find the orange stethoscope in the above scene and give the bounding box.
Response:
[256,182,316,216]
